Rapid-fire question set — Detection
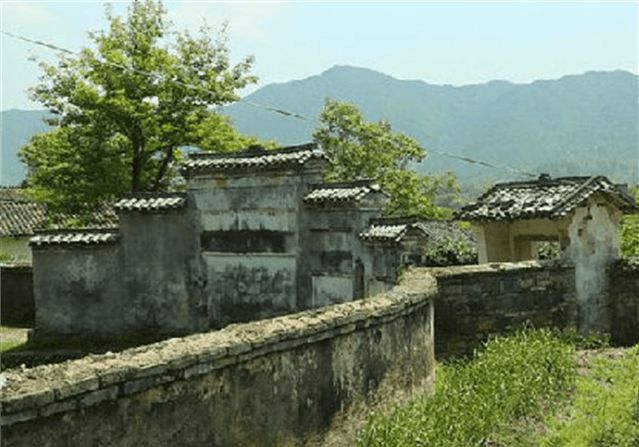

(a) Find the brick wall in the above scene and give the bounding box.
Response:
[428,261,577,357]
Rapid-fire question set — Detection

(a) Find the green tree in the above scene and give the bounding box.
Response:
[20,0,259,213]
[313,99,457,219]
[621,185,639,258]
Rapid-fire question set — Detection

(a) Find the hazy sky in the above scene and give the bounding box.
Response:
[1,1,637,110]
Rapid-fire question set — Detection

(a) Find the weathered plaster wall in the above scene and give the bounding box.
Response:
[0,275,436,447]
[305,207,390,309]
[430,261,577,357]
[190,172,311,232]
[608,259,639,346]
[204,252,297,327]
[475,219,569,263]
[191,169,320,322]
[32,245,126,338]
[31,208,205,339]
[568,200,622,333]
[120,210,205,335]
[0,265,34,326]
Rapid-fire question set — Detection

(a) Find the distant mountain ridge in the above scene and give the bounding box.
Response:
[224,66,638,186]
[1,109,50,186]
[2,66,637,188]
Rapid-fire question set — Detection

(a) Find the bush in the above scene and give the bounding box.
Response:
[358,329,576,446]
[422,235,478,266]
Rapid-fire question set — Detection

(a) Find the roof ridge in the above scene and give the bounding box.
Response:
[188,142,317,160]
[34,227,120,235]
[117,191,186,199]
[310,179,378,189]
[549,175,603,216]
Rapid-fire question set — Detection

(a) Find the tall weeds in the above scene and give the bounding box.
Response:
[358,329,576,446]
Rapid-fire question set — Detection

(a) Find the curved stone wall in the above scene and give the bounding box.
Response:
[0,273,436,447]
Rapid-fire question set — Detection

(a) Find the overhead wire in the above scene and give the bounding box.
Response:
[1,28,538,179]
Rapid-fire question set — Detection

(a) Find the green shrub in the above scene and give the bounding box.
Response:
[621,185,639,258]
[422,235,478,266]
[358,329,576,446]
[541,345,639,447]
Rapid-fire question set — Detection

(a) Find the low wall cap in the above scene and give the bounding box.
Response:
[30,230,120,247]
[182,143,327,176]
[114,192,187,213]
[304,179,387,205]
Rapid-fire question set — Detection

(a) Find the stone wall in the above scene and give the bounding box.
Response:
[608,259,639,346]
[430,261,578,357]
[0,273,436,447]
[0,264,34,326]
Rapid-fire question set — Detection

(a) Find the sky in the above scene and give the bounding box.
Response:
[1,1,637,111]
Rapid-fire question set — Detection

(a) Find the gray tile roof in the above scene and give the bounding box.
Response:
[457,175,638,221]
[114,193,187,212]
[0,201,47,237]
[303,180,386,204]
[0,189,118,237]
[30,230,120,247]
[182,143,327,176]
[360,218,473,244]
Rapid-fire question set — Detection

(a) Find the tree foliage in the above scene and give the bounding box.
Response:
[20,0,260,213]
[313,100,458,219]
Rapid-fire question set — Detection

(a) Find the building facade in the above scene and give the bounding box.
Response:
[30,144,432,339]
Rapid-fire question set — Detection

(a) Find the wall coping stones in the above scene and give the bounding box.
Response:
[0,275,437,426]
[29,229,120,248]
[420,259,573,279]
[114,193,187,213]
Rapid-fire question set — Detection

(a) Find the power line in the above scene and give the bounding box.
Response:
[0,29,307,122]
[1,28,537,178]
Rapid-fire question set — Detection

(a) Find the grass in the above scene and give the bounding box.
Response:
[0,326,28,353]
[540,345,639,446]
[0,340,26,353]
[357,329,577,446]
[358,328,639,447]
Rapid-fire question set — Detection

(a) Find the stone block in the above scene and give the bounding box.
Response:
[167,354,199,371]
[39,398,78,418]
[99,367,135,387]
[0,408,37,426]
[183,362,213,380]
[78,386,119,408]
[55,377,100,400]
[2,389,54,414]
[135,363,169,379]
[122,374,174,396]
[226,341,253,357]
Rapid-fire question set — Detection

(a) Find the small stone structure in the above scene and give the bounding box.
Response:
[0,188,116,326]
[0,276,436,447]
[458,174,638,333]
[29,143,449,340]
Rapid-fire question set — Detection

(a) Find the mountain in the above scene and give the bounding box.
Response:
[224,66,639,188]
[2,67,637,189]
[1,109,50,186]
